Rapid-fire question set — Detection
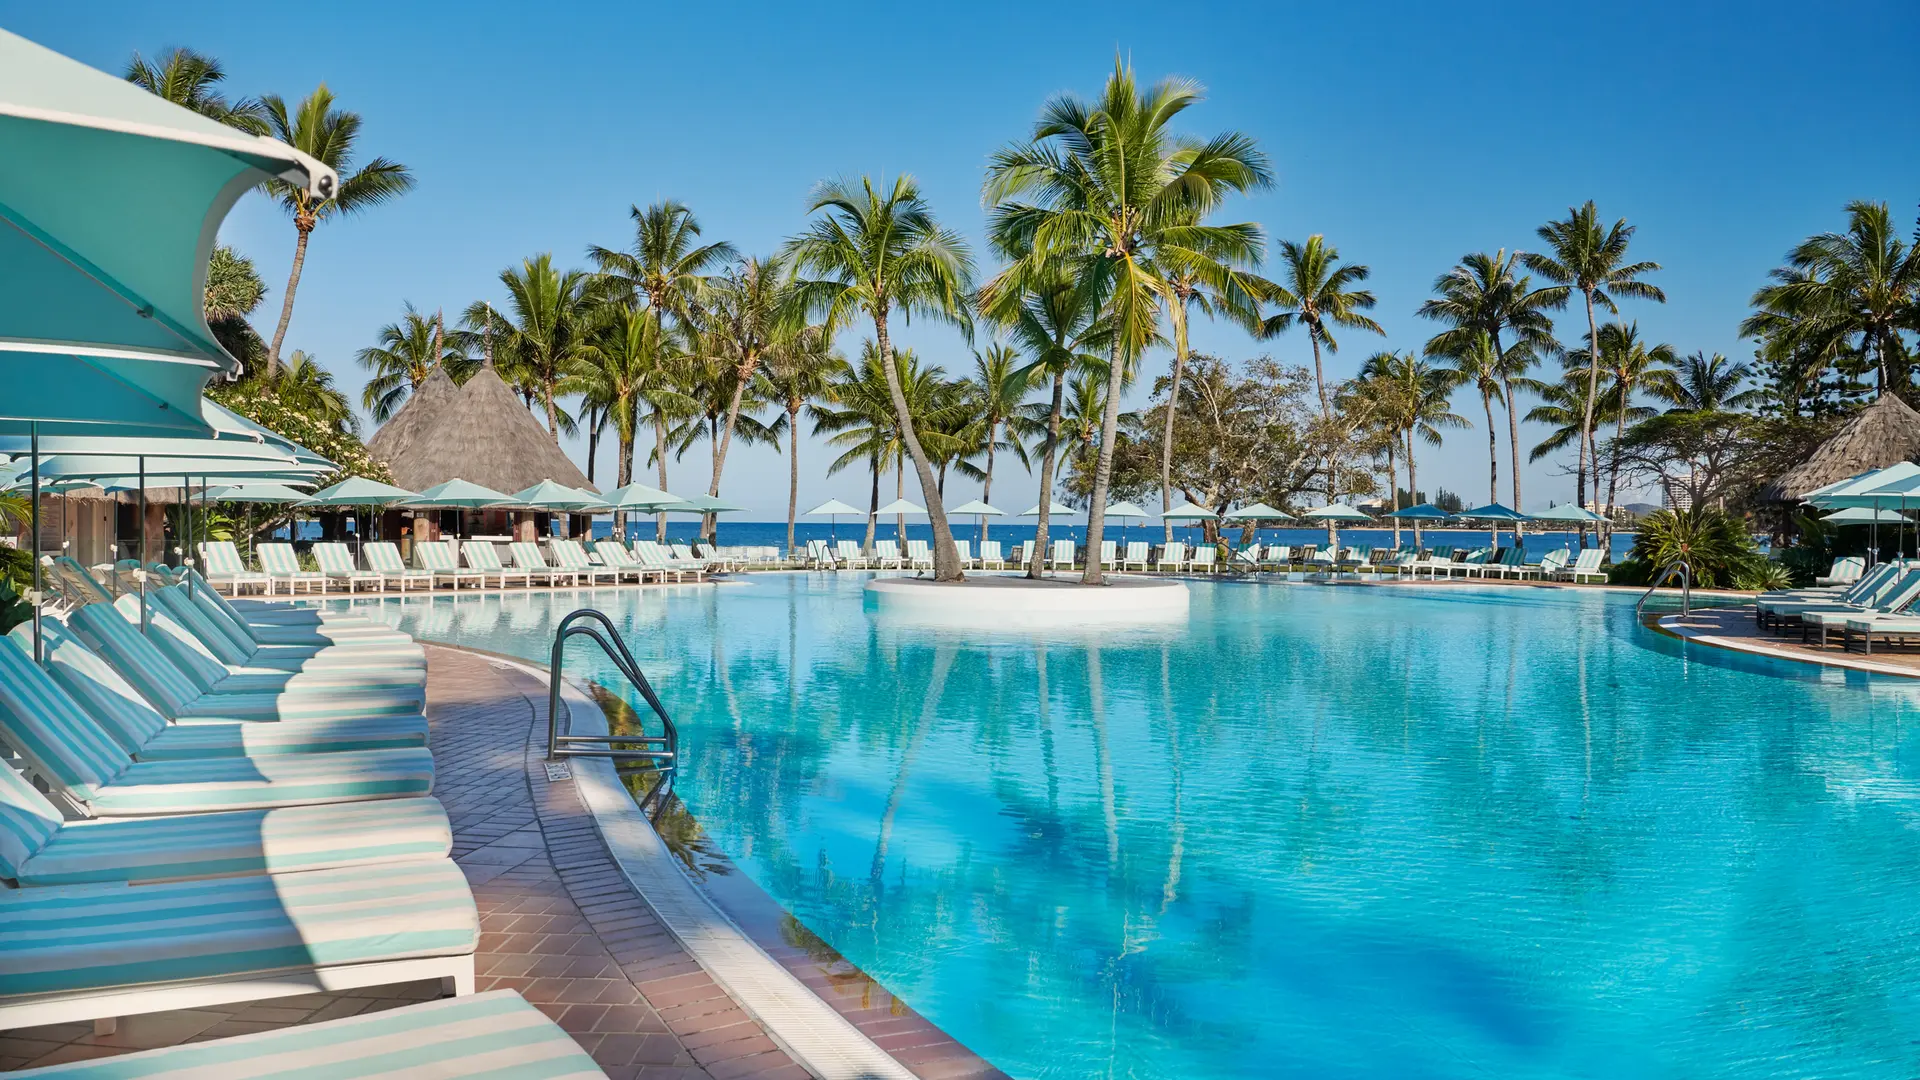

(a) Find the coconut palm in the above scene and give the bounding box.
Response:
[355,303,475,421]
[670,345,776,537]
[588,201,737,323]
[980,267,1105,577]
[472,254,593,436]
[1743,201,1920,396]
[1523,369,1649,520]
[953,343,1033,543]
[1260,236,1385,520]
[697,256,792,536]
[815,345,938,552]
[1521,202,1665,512]
[1417,250,1557,515]
[786,176,975,579]
[1653,351,1764,413]
[260,86,415,375]
[1570,323,1679,522]
[1336,373,1406,544]
[765,326,846,552]
[123,48,265,132]
[274,351,356,434]
[1360,351,1466,544]
[985,61,1269,583]
[1441,334,1514,544]
[573,307,693,533]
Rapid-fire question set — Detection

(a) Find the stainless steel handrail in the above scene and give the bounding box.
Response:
[547,609,678,790]
[1636,558,1693,618]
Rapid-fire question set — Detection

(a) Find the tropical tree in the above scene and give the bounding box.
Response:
[260,86,414,374]
[1573,322,1679,524]
[786,176,975,580]
[1441,334,1512,541]
[589,200,737,323]
[1260,236,1384,520]
[355,303,474,421]
[203,245,269,369]
[471,254,593,436]
[1742,201,1920,396]
[985,60,1269,583]
[1417,250,1556,515]
[273,351,356,433]
[765,326,846,553]
[124,48,265,132]
[1521,202,1665,512]
[670,345,776,534]
[697,256,791,537]
[954,343,1033,543]
[572,306,690,532]
[1653,351,1764,413]
[979,268,1104,578]
[1359,351,1465,544]
[814,346,906,552]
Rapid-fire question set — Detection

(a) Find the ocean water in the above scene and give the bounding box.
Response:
[342,577,1917,1079]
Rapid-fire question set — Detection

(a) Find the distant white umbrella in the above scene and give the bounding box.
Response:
[875,498,925,543]
[949,499,1004,515]
[1020,501,1077,516]
[806,498,864,544]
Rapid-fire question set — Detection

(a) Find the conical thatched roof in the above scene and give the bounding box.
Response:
[367,365,593,495]
[1763,393,1920,501]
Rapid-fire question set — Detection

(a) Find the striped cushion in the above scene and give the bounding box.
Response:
[200,540,246,576]
[87,747,434,815]
[173,689,425,724]
[111,593,235,695]
[111,596,427,700]
[7,990,604,1078]
[136,714,429,761]
[151,587,255,666]
[17,620,168,755]
[0,767,61,881]
[0,637,132,801]
[16,797,451,887]
[70,602,213,719]
[0,858,475,996]
[463,543,505,570]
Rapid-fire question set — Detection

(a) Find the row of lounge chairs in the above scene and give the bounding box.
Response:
[192,538,715,595]
[803,537,1611,582]
[1753,559,1920,653]
[0,562,610,1076]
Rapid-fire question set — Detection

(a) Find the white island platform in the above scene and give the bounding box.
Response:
[865,573,1189,630]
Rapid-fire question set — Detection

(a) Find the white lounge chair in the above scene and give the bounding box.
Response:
[979,541,1005,569]
[1553,548,1608,583]
[591,540,654,583]
[417,539,487,590]
[636,540,705,580]
[1123,541,1149,571]
[1098,540,1118,570]
[312,543,383,593]
[906,539,933,570]
[461,541,533,588]
[1817,556,1867,587]
[255,543,327,595]
[1190,546,1218,574]
[872,540,904,570]
[835,539,868,569]
[1157,542,1188,572]
[954,540,976,569]
[1259,545,1293,571]
[551,539,621,585]
[198,540,270,596]
[1050,539,1076,570]
[1018,540,1037,570]
[507,541,577,586]
[364,542,435,592]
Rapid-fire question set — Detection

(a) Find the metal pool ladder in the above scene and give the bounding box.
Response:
[547,609,678,794]
[1636,558,1693,618]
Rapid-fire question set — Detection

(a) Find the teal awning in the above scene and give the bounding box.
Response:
[204,482,316,503]
[33,453,329,481]
[0,29,336,437]
[875,498,926,516]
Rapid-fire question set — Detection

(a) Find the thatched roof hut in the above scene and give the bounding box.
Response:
[367,365,593,494]
[1763,393,1920,501]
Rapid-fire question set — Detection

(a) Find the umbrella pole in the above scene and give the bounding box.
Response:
[138,455,148,632]
[28,422,41,664]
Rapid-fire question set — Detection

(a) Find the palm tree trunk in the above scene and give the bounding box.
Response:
[1604,392,1628,556]
[544,365,560,437]
[1483,392,1500,548]
[615,429,634,540]
[1580,290,1601,526]
[865,452,879,553]
[982,425,997,545]
[712,364,754,540]
[1407,429,1421,549]
[653,411,670,542]
[786,406,800,556]
[265,218,315,376]
[704,416,720,543]
[1387,442,1400,548]
[1159,300,1190,543]
[1081,336,1127,585]
[873,313,962,580]
[1311,334,1337,548]
[1031,370,1065,580]
[1501,373,1523,536]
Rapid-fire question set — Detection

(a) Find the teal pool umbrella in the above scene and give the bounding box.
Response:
[1221,502,1290,522]
[1821,507,1910,524]
[1101,500,1151,547]
[1303,504,1370,521]
[1529,504,1605,523]
[1021,501,1078,516]
[1161,501,1217,520]
[603,482,681,510]
[300,478,421,560]
[1458,502,1529,547]
[807,498,866,545]
[0,30,336,440]
[661,493,745,543]
[508,480,603,511]
[1387,503,1453,520]
[409,478,517,509]
[876,498,925,543]
[204,483,315,503]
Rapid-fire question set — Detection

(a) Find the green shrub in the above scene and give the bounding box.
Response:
[1734,561,1794,592]
[0,545,31,591]
[1627,508,1766,589]
[0,578,32,636]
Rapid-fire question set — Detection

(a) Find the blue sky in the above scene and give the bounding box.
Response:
[15,2,1920,516]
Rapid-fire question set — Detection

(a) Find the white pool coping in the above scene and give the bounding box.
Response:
[1657,610,1920,679]
[487,655,921,1080]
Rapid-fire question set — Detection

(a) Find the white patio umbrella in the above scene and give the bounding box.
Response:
[806,498,864,545]
[875,498,925,543]
[946,499,1005,544]
[1303,503,1371,549]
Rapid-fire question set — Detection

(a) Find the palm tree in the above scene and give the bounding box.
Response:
[1417,250,1557,515]
[786,176,975,580]
[355,304,475,421]
[955,343,1032,543]
[260,87,414,375]
[573,307,689,533]
[697,256,791,538]
[588,201,737,323]
[1360,351,1465,545]
[1441,334,1512,544]
[985,60,1269,583]
[274,351,356,433]
[1521,202,1665,512]
[765,326,845,553]
[980,268,1104,578]
[123,48,265,132]
[1743,201,1920,396]
[670,346,776,532]
[1261,236,1385,518]
[1337,374,1405,544]
[814,346,904,553]
[1570,323,1678,523]
[476,255,593,436]
[1653,351,1764,413]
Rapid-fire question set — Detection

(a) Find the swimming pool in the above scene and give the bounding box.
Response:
[352,577,1920,1079]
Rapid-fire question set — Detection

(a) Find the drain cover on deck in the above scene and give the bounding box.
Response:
[543,761,572,782]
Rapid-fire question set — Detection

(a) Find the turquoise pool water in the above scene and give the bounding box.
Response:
[351,577,1920,1079]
